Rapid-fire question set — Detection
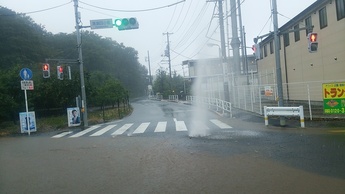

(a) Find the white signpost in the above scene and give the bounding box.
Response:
[19,68,35,135]
[90,19,113,29]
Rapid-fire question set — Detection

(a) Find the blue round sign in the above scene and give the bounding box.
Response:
[20,68,33,80]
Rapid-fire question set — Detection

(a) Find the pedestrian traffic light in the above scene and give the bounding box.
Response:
[252,44,261,60]
[307,32,318,53]
[57,65,64,80]
[114,18,139,31]
[42,63,50,78]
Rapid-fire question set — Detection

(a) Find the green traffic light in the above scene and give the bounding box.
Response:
[115,18,139,31]
[114,19,122,27]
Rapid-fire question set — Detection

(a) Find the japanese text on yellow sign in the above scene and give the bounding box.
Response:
[322,82,345,114]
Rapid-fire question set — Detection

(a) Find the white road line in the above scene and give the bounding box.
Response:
[210,119,232,129]
[51,131,73,138]
[111,123,133,136]
[175,121,188,131]
[154,122,167,132]
[90,124,116,137]
[133,122,150,134]
[69,125,100,138]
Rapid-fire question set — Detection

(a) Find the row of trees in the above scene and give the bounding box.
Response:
[152,69,192,100]
[0,7,148,122]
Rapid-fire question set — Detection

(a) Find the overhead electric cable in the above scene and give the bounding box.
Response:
[79,0,186,12]
[0,1,72,16]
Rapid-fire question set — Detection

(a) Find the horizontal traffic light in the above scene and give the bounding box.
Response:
[114,18,139,31]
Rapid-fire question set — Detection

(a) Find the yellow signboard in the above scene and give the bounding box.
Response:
[322,82,345,114]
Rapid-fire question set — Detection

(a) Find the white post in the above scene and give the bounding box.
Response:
[300,105,305,128]
[24,89,30,136]
[307,84,313,120]
[264,106,268,126]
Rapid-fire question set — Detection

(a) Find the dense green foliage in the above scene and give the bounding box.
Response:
[0,7,148,122]
[152,69,191,99]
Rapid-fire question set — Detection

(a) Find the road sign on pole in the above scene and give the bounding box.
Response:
[21,80,34,90]
[90,19,113,29]
[20,68,33,80]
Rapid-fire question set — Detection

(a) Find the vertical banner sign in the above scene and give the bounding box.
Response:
[67,107,81,127]
[322,82,345,114]
[19,111,37,133]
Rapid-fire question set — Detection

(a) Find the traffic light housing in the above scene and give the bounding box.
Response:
[42,63,50,78]
[307,32,318,53]
[252,44,261,60]
[57,65,64,80]
[114,18,139,31]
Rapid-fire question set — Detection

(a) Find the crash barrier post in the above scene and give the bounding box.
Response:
[264,106,305,128]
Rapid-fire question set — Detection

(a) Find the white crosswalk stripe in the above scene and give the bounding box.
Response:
[51,119,232,138]
[133,122,150,134]
[90,124,116,136]
[154,122,167,132]
[69,125,100,138]
[111,123,133,136]
[52,131,73,138]
[174,118,188,131]
[210,119,232,129]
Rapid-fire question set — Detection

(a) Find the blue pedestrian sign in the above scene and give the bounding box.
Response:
[20,68,33,80]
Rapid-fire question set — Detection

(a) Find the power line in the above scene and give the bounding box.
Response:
[0,1,72,16]
[79,0,186,12]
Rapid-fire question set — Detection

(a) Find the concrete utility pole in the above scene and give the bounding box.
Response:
[73,0,88,127]
[217,0,227,61]
[163,32,173,78]
[229,0,241,74]
[147,51,152,86]
[272,0,285,126]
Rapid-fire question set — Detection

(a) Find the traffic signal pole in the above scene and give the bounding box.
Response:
[73,0,88,127]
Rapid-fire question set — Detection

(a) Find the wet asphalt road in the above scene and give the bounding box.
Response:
[1,99,345,193]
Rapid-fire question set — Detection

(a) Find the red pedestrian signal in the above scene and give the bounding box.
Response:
[57,65,64,80]
[307,32,318,53]
[42,63,50,78]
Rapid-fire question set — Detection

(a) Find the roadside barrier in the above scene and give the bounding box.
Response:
[168,95,179,102]
[264,106,305,128]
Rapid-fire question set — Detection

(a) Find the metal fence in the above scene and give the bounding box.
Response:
[230,72,345,120]
[186,96,232,117]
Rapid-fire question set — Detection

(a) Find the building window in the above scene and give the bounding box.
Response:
[269,41,274,54]
[305,16,312,35]
[283,33,290,47]
[336,0,345,20]
[264,44,267,57]
[294,24,300,42]
[319,7,328,29]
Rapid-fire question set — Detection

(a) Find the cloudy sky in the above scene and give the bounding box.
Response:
[1,0,316,76]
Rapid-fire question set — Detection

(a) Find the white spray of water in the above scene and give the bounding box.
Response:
[188,59,212,137]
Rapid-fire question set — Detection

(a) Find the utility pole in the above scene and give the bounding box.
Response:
[73,0,88,127]
[229,0,241,74]
[163,32,173,78]
[272,0,285,126]
[147,51,152,86]
[217,0,227,61]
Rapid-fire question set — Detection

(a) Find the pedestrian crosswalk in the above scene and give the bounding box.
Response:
[51,119,232,138]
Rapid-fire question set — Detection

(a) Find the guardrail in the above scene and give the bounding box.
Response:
[186,96,232,117]
[264,106,305,128]
[168,95,179,102]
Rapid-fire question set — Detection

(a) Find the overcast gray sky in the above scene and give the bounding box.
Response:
[1,0,316,75]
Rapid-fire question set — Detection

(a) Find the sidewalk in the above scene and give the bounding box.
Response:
[231,108,345,130]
